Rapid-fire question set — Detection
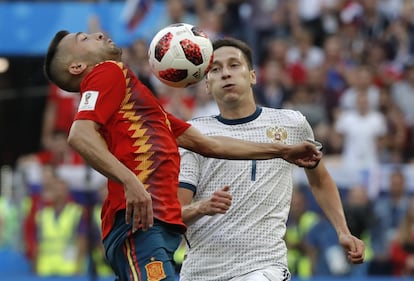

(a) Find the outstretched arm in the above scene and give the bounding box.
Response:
[305,161,365,264]
[68,120,153,232]
[176,126,322,168]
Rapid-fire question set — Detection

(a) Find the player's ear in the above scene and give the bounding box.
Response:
[68,62,87,75]
[250,69,257,86]
[205,77,212,95]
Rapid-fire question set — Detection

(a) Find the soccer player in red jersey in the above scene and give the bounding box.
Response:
[43,31,322,281]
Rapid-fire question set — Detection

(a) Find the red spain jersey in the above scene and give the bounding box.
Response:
[74,61,190,239]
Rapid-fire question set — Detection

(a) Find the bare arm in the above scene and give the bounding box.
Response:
[68,120,153,231]
[178,186,232,226]
[304,161,365,264]
[176,126,322,168]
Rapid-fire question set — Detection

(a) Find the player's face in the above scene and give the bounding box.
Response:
[60,32,122,64]
[206,46,256,104]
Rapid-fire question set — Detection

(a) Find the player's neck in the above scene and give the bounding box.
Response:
[219,102,257,120]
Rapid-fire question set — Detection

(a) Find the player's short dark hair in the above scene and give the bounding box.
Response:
[43,30,76,92]
[212,38,254,70]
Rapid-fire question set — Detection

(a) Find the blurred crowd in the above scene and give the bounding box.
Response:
[1,0,414,279]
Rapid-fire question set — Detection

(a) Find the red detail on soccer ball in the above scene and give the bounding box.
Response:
[159,68,188,83]
[204,53,214,74]
[155,32,173,62]
[180,39,203,66]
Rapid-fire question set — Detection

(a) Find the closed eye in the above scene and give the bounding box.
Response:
[75,32,88,42]
[210,66,220,73]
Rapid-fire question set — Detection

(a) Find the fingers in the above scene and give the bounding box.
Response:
[213,188,232,204]
[341,236,365,264]
[125,203,133,225]
[132,207,141,232]
[286,142,323,168]
[348,251,365,264]
[296,158,320,169]
[145,202,154,229]
[126,195,154,233]
[347,238,365,264]
[134,198,153,232]
[211,196,232,212]
[206,187,232,215]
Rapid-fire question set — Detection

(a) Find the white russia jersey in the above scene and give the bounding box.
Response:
[179,107,315,281]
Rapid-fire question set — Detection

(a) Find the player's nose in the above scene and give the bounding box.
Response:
[221,66,231,78]
[95,32,105,40]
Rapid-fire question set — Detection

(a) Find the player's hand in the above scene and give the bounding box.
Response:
[338,233,365,264]
[124,181,154,232]
[200,186,232,216]
[283,141,323,168]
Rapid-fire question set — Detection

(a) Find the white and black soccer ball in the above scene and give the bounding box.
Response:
[148,23,213,88]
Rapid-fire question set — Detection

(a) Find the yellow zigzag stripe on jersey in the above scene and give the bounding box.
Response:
[121,107,155,188]
[120,113,155,189]
[118,62,155,189]
[130,123,155,185]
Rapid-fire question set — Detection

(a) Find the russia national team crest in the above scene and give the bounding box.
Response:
[266,126,288,143]
[145,258,166,281]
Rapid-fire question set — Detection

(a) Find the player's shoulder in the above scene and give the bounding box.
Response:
[261,106,306,122]
[187,115,219,126]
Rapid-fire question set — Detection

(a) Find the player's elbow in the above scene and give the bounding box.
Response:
[67,130,80,150]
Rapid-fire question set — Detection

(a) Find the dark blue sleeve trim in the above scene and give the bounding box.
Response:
[179,182,197,194]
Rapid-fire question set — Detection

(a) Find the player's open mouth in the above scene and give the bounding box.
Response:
[223,84,235,89]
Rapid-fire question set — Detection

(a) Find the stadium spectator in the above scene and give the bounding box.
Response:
[333,90,388,174]
[369,168,410,275]
[255,59,291,109]
[339,65,381,111]
[41,84,79,150]
[124,38,157,94]
[378,86,409,163]
[30,165,88,276]
[263,37,307,86]
[390,195,414,276]
[319,35,354,120]
[283,85,330,140]
[306,214,351,276]
[343,184,376,276]
[287,28,324,71]
[285,186,320,278]
[89,183,113,277]
[390,58,414,161]
[156,0,198,31]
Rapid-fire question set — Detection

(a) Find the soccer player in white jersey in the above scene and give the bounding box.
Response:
[177,38,365,281]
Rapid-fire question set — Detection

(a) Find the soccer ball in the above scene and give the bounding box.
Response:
[148,23,214,88]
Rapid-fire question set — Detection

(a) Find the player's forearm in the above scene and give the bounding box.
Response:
[206,136,288,160]
[314,183,350,236]
[305,163,351,236]
[177,127,288,160]
[182,203,203,226]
